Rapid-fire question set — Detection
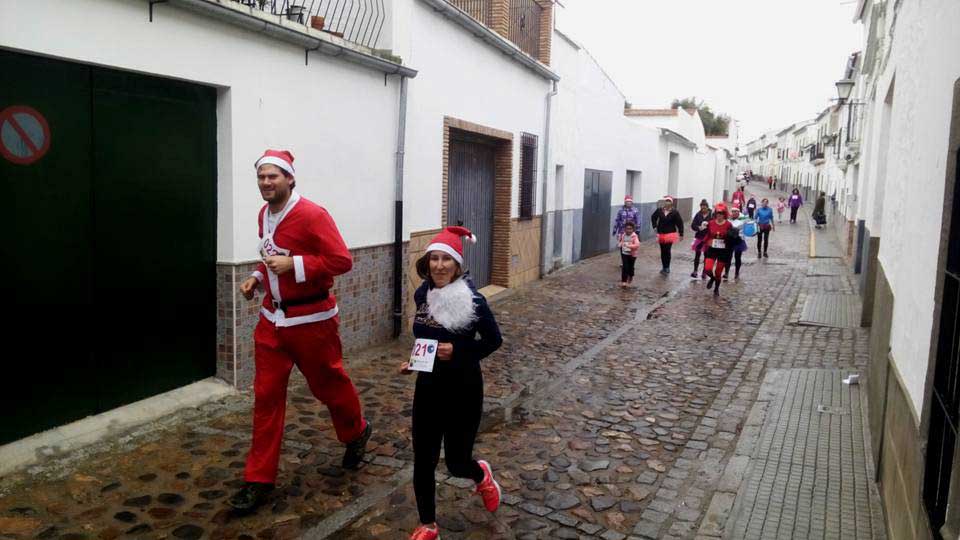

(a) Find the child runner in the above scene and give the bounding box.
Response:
[618,221,640,287]
[690,199,712,279]
[703,202,738,297]
[776,197,786,223]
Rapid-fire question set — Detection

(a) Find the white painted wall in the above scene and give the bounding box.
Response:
[547,29,663,261]
[874,0,960,418]
[397,0,552,234]
[0,0,557,264]
[0,0,400,262]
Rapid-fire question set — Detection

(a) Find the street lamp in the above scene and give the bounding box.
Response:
[835,79,855,104]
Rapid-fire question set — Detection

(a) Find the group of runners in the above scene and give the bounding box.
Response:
[615,184,789,297]
[236,148,819,539]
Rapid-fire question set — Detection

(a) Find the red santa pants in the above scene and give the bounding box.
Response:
[244,315,366,484]
[704,257,726,280]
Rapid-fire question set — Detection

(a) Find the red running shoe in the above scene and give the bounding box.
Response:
[410,524,440,540]
[476,460,502,512]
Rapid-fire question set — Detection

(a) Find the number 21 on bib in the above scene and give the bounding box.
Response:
[408,338,438,373]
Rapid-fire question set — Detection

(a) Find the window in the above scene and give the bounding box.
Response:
[626,170,641,201]
[519,133,538,219]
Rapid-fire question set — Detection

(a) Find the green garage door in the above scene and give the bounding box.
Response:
[0,50,217,444]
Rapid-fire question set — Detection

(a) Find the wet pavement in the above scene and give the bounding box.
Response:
[0,186,881,539]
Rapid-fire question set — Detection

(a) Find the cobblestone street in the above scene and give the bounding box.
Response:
[0,187,885,540]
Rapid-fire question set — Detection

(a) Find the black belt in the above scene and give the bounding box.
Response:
[272,291,329,311]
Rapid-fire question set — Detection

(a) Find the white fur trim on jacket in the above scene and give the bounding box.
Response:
[426,277,478,332]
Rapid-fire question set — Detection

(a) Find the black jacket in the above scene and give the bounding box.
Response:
[412,275,502,378]
[691,210,713,239]
[652,208,684,235]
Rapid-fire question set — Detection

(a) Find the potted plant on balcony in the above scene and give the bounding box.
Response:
[286,2,307,23]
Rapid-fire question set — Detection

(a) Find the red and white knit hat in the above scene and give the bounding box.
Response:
[255,149,296,176]
[426,226,477,265]
[662,195,674,203]
[624,195,633,203]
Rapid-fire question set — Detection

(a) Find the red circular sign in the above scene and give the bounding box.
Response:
[0,105,51,165]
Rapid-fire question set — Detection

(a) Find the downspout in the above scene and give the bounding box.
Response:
[539,80,559,277]
[392,76,409,338]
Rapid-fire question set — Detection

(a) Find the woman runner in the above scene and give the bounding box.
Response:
[723,206,748,282]
[690,199,712,278]
[402,226,504,540]
[703,203,739,297]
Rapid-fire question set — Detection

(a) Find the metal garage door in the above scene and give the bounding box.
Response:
[447,133,496,288]
[0,50,217,444]
[581,168,613,259]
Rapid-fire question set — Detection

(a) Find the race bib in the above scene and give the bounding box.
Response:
[711,238,726,249]
[259,237,291,259]
[408,338,439,373]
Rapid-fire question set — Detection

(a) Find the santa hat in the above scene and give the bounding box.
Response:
[255,149,296,176]
[662,195,674,203]
[425,226,477,265]
[714,202,728,214]
[624,195,633,203]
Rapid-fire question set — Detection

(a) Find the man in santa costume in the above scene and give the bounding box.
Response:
[228,149,371,512]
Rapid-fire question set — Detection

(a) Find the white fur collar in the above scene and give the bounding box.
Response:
[426,277,478,332]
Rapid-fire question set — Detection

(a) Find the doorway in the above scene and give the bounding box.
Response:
[0,50,217,444]
[581,168,612,259]
[447,132,496,288]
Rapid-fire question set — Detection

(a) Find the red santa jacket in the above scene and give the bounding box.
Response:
[252,192,353,327]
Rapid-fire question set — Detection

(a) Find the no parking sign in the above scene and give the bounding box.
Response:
[0,105,51,165]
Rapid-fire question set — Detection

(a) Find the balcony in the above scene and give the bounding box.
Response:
[232,0,386,48]
[846,102,865,147]
[449,0,546,61]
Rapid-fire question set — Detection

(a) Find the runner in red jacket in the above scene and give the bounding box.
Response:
[229,149,371,513]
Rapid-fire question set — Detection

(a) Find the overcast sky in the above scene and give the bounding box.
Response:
[554,0,863,144]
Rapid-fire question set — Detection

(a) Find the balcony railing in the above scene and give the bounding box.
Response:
[448,0,544,60]
[508,0,542,60]
[232,0,385,48]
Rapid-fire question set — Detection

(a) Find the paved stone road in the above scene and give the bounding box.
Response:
[0,185,884,540]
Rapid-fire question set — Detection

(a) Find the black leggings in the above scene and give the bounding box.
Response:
[757,229,770,255]
[413,371,484,524]
[659,242,672,270]
[621,253,636,282]
[724,249,743,278]
[693,248,703,274]
[790,207,799,222]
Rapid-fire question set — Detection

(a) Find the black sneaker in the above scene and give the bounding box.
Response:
[691,272,698,278]
[763,253,769,258]
[342,421,372,470]
[227,482,274,513]
[706,277,715,289]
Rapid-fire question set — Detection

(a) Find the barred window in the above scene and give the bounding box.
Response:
[519,133,538,219]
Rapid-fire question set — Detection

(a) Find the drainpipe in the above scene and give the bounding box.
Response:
[392,76,408,338]
[539,80,559,278]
